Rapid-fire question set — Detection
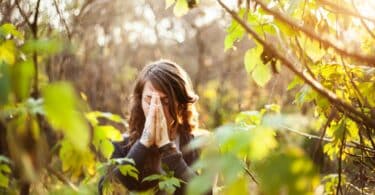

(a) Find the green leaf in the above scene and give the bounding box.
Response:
[298,35,326,62]
[22,38,62,55]
[221,176,249,195]
[43,82,89,150]
[0,23,23,40]
[100,140,115,159]
[0,40,16,65]
[86,111,125,126]
[244,44,272,87]
[251,62,272,87]
[59,140,96,180]
[0,62,10,105]
[94,125,123,142]
[224,19,245,51]
[158,177,181,194]
[93,125,123,158]
[235,111,263,125]
[254,148,319,195]
[287,76,303,90]
[244,46,262,73]
[119,164,139,180]
[11,60,34,101]
[0,164,11,173]
[0,173,9,188]
[143,174,163,182]
[173,0,189,17]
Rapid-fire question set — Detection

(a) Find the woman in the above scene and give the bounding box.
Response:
[99,60,208,194]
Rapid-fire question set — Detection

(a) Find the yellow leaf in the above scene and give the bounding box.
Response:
[0,40,16,65]
[173,0,189,17]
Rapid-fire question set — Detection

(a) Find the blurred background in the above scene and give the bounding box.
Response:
[3,0,375,194]
[1,0,295,131]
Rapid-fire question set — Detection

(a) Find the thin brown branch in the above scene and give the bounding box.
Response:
[318,0,375,24]
[31,0,41,98]
[253,0,375,67]
[243,166,258,184]
[336,130,346,195]
[349,0,375,39]
[15,0,33,30]
[313,109,335,161]
[46,165,78,191]
[53,0,72,40]
[280,125,375,153]
[294,36,315,79]
[217,0,375,129]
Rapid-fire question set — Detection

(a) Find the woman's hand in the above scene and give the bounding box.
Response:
[139,93,158,147]
[155,95,171,148]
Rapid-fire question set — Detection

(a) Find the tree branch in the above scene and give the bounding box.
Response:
[318,0,375,24]
[46,165,78,191]
[336,130,346,195]
[350,0,375,39]
[253,0,375,67]
[53,0,72,40]
[15,0,33,30]
[217,0,375,129]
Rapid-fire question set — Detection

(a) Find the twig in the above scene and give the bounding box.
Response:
[313,109,335,161]
[46,165,79,191]
[318,0,375,24]
[217,0,375,129]
[243,166,258,184]
[31,0,41,98]
[53,0,72,40]
[15,0,33,30]
[350,0,375,39]
[336,129,346,195]
[253,0,375,67]
[280,125,375,153]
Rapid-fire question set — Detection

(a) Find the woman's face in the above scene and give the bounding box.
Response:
[141,81,174,130]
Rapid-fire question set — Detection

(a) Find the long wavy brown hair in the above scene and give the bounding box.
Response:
[126,60,199,156]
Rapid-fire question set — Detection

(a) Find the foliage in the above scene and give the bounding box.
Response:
[1,0,375,194]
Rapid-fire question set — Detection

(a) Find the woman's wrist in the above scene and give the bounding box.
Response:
[139,139,152,148]
[158,142,177,157]
[156,138,170,148]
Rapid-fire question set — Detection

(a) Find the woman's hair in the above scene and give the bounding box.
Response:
[127,59,199,147]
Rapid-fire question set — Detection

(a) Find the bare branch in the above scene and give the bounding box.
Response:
[46,165,78,191]
[15,0,33,30]
[53,0,72,40]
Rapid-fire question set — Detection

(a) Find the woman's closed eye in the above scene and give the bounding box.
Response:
[143,96,151,105]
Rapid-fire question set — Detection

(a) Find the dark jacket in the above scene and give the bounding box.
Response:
[98,132,202,195]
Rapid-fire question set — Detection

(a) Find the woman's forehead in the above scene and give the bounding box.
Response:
[142,81,167,98]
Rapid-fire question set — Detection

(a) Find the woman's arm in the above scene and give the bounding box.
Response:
[159,142,197,195]
[112,140,150,190]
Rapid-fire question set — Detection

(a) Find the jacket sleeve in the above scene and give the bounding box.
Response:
[112,140,157,191]
[159,142,197,194]
[98,139,157,194]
